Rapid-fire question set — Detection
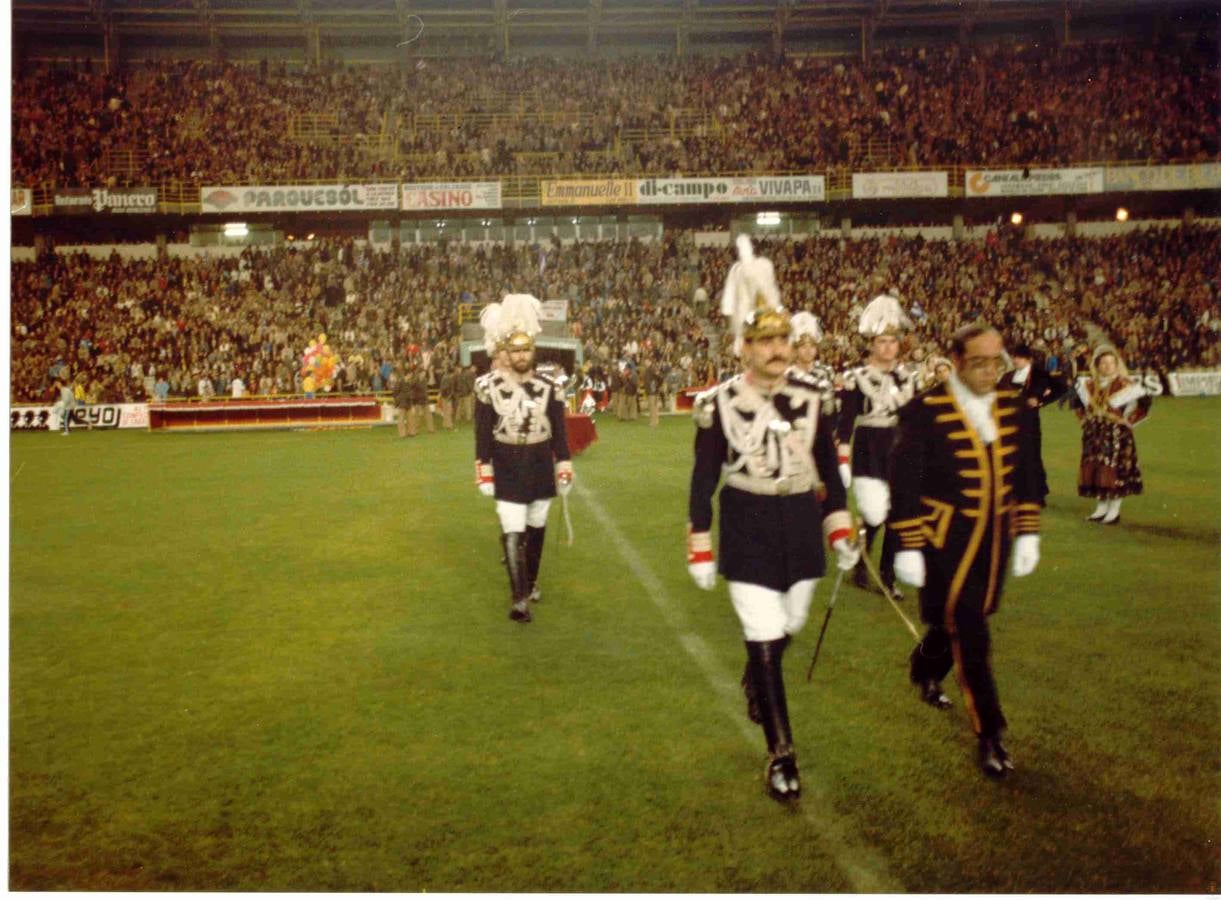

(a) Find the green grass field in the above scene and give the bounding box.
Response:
[9,399,1221,891]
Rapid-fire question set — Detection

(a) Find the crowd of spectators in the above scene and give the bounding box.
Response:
[11,224,1218,406]
[12,38,1218,187]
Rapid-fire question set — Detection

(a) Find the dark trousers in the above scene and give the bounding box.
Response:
[909,542,1006,738]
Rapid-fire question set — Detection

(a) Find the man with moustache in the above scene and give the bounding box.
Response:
[687,237,858,803]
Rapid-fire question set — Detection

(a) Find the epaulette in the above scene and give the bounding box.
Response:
[474,371,497,404]
[692,380,726,429]
[840,367,859,390]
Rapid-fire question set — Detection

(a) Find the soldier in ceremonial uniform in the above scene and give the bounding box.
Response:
[835,295,919,598]
[888,323,1042,778]
[687,237,858,802]
[475,294,573,624]
[788,312,838,431]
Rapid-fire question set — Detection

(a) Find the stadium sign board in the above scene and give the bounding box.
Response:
[200,183,399,213]
[10,404,149,432]
[852,171,949,199]
[965,168,1104,197]
[541,179,639,207]
[1103,163,1221,194]
[52,187,159,215]
[636,175,825,204]
[538,300,569,322]
[401,182,502,210]
[11,188,33,216]
[1167,369,1221,397]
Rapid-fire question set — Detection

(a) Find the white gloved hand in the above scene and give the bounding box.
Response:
[478,481,495,498]
[688,561,717,591]
[555,460,574,497]
[836,445,852,489]
[894,550,926,588]
[831,537,860,572]
[1011,534,1040,577]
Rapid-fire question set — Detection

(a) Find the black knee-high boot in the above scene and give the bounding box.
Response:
[503,532,531,622]
[525,525,546,601]
[746,637,800,799]
[880,525,899,588]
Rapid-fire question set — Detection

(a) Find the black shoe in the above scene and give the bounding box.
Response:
[509,599,532,623]
[853,565,878,594]
[1101,515,1121,526]
[978,736,1013,779]
[884,581,905,602]
[1086,511,1105,522]
[918,679,952,709]
[741,664,761,724]
[765,753,801,802]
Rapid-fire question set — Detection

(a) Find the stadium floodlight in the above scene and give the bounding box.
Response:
[223,223,248,238]
[1116,207,1129,222]
[1010,212,1024,226]
[306,233,315,240]
[757,211,782,226]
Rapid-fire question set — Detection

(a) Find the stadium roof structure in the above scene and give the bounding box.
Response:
[12,0,1217,49]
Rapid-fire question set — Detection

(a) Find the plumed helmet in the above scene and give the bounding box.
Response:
[858,293,912,337]
[790,311,824,346]
[499,293,542,352]
[721,235,790,356]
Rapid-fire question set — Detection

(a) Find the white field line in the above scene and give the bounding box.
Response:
[11,461,26,484]
[574,480,902,893]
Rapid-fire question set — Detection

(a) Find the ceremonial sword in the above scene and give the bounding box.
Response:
[854,525,922,641]
[805,568,846,682]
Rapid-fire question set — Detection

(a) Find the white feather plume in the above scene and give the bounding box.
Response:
[858,293,912,337]
[721,235,785,356]
[479,302,503,354]
[500,293,542,340]
[790,311,823,343]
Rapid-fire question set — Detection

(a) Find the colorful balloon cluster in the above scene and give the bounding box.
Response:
[300,332,340,393]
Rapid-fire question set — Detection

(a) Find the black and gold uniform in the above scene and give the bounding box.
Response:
[888,376,1041,769]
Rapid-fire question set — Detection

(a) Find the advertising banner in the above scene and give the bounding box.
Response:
[965,168,1104,197]
[1167,369,1221,397]
[200,183,398,213]
[636,175,825,205]
[402,181,502,211]
[11,188,33,216]
[53,187,159,215]
[540,179,639,207]
[852,171,949,199]
[11,403,150,431]
[1104,163,1221,194]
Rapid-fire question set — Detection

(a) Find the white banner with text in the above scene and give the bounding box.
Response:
[201,183,399,213]
[401,182,502,211]
[852,171,949,199]
[965,168,1104,197]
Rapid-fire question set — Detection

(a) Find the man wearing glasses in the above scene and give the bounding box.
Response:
[887,323,1043,779]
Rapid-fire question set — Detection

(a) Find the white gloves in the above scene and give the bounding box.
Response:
[476,461,494,498]
[894,550,926,588]
[687,528,716,591]
[837,444,852,489]
[831,537,860,572]
[555,460,574,497]
[1011,534,1040,577]
[688,561,717,591]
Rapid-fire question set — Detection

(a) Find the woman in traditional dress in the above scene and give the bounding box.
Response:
[1072,345,1152,525]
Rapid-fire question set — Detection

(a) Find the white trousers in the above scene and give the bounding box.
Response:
[729,579,819,642]
[853,476,890,527]
[496,499,551,533]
